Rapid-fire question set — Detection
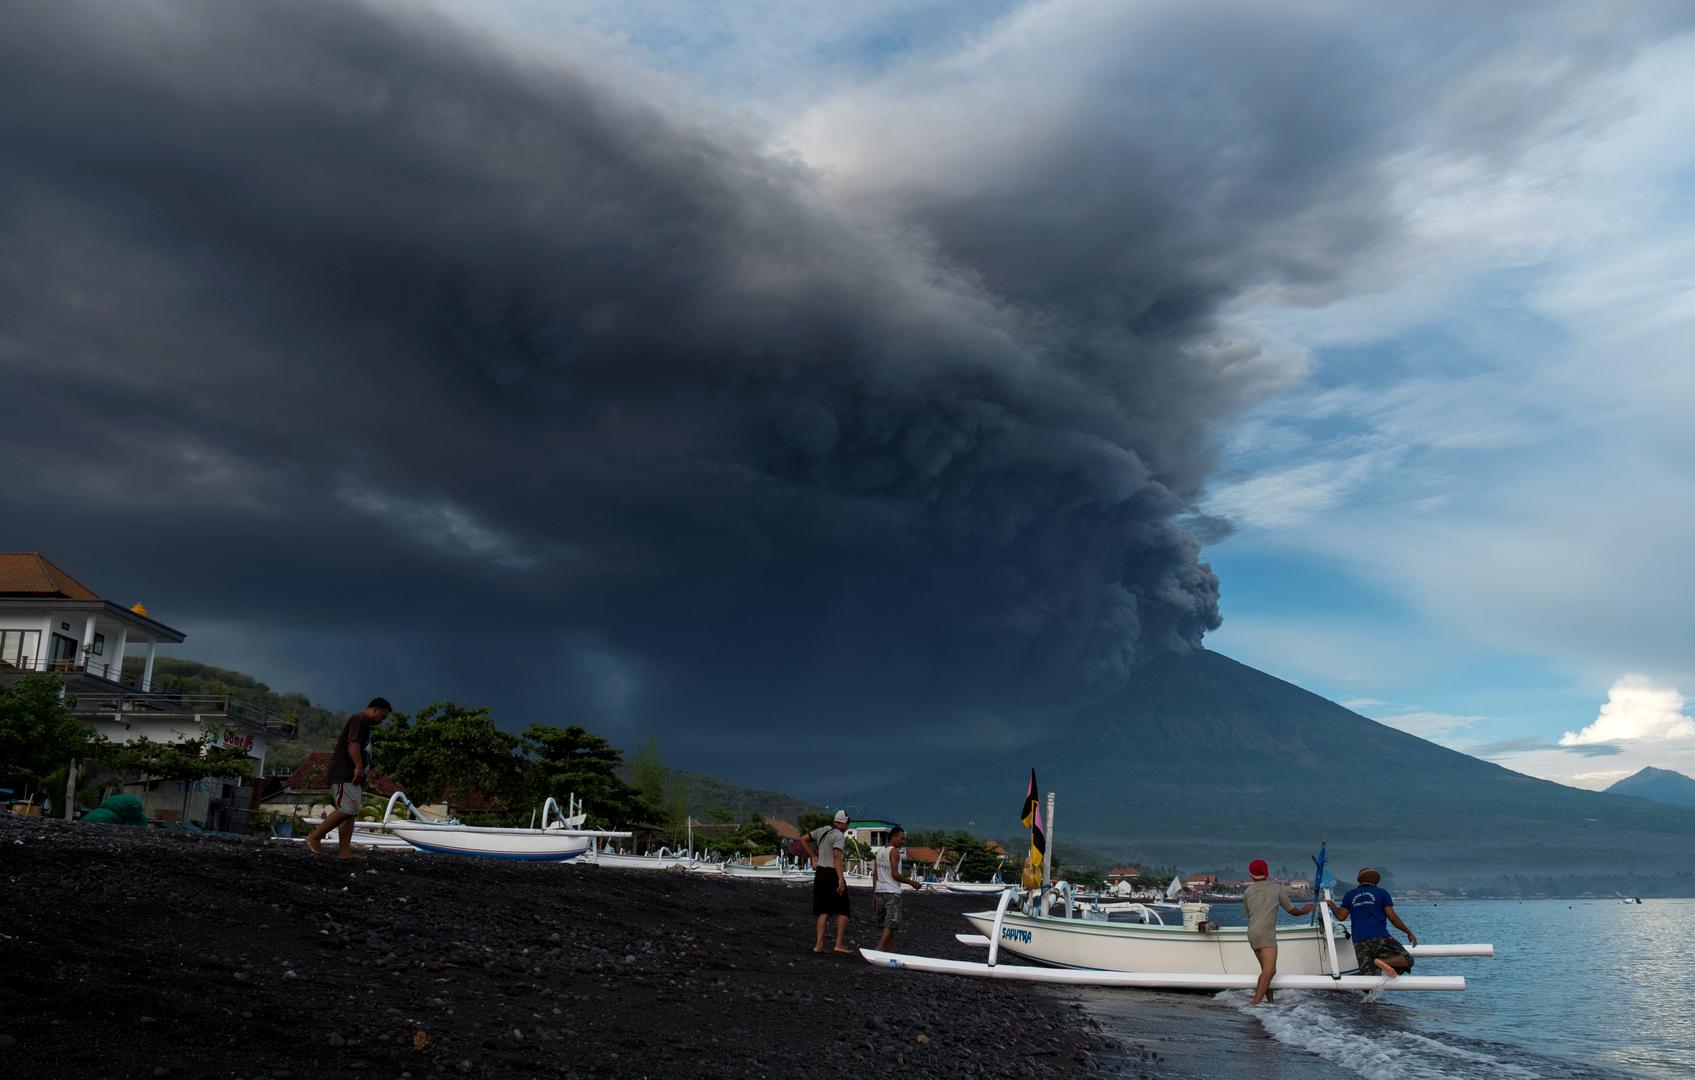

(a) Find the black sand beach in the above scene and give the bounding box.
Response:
[1,815,1161,1079]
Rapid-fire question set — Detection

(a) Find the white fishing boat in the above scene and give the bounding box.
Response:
[1077,899,1185,924]
[964,894,1344,976]
[863,788,1492,994]
[391,796,629,862]
[945,880,1013,895]
[287,791,460,851]
[587,843,722,872]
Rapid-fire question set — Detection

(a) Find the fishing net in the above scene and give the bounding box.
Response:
[80,793,149,826]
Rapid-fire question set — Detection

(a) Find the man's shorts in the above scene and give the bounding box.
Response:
[1353,935,1412,973]
[875,892,902,929]
[331,781,362,816]
[813,868,851,917]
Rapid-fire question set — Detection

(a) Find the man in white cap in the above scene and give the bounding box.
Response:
[801,810,853,954]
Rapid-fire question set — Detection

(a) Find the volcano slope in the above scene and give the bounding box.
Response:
[851,649,1695,887]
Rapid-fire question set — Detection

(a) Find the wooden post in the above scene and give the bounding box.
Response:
[63,757,78,820]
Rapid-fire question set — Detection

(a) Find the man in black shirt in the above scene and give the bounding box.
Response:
[305,697,392,858]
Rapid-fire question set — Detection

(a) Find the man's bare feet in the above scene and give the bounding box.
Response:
[304,837,324,855]
[1374,959,1399,978]
[832,947,854,955]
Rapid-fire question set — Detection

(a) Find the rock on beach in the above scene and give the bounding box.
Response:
[0,816,1140,1078]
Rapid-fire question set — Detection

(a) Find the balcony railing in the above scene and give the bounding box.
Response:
[0,659,298,739]
[0,655,156,689]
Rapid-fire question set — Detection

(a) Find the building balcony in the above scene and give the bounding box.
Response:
[0,658,297,739]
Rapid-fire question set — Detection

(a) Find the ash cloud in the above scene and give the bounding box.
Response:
[0,0,1579,786]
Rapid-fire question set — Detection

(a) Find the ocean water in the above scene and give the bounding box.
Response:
[1076,898,1694,1079]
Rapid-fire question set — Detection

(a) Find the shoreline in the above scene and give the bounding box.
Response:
[1,815,1152,1079]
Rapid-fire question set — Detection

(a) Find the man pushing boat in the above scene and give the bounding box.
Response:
[1324,868,1418,977]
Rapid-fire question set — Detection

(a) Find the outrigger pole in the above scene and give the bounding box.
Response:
[1313,840,1343,979]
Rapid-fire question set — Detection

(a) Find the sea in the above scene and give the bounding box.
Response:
[1067,898,1694,1080]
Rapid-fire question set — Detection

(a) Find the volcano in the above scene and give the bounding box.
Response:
[846,650,1695,886]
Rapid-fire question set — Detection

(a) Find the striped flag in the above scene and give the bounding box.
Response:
[1020,769,1046,870]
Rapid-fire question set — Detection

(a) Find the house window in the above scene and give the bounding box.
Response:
[91,632,106,656]
[1,630,42,666]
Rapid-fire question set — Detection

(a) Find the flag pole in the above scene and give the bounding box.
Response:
[1041,791,1055,912]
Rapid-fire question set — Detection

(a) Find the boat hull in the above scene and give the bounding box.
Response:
[390,827,589,861]
[962,909,1346,976]
[590,851,700,870]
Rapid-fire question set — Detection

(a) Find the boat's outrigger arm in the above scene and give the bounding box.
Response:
[986,882,1018,968]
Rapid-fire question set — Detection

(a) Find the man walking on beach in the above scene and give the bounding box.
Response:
[802,810,853,954]
[1325,867,1417,977]
[304,697,391,859]
[1241,858,1314,1005]
[871,824,923,952]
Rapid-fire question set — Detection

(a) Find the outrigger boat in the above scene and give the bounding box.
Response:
[288,790,462,850]
[390,795,629,861]
[863,789,1493,994]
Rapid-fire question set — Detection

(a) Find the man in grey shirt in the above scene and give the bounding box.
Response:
[802,810,853,954]
[1241,857,1314,1005]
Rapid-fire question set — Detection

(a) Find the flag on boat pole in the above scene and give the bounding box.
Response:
[1019,769,1046,888]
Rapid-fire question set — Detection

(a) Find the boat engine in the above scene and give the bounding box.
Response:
[1180,902,1213,932]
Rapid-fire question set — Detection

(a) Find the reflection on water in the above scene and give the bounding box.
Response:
[1077,898,1692,1079]
[1385,898,1694,1079]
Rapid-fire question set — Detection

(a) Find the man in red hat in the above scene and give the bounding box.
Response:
[1241,857,1314,1005]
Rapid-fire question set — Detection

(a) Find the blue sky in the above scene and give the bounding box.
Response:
[439,0,1695,789]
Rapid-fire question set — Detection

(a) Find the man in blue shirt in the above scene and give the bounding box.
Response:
[1324,867,1418,977]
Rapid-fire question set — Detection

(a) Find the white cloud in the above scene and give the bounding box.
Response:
[1560,674,1695,745]
[1340,697,1384,710]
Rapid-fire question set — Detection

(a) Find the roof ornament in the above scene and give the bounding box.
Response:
[130,602,149,616]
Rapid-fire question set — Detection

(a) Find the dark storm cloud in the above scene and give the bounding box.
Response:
[5,1,1665,787]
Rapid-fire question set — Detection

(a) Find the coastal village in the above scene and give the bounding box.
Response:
[6,552,1328,905]
[1,551,1451,902]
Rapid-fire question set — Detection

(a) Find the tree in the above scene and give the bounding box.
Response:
[104,735,254,822]
[520,723,656,828]
[377,702,527,816]
[935,831,1005,882]
[629,736,689,830]
[0,674,103,799]
[797,810,833,834]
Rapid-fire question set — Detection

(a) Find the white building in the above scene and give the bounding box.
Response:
[1,552,295,823]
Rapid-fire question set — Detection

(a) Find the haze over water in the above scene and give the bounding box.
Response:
[1077,899,1692,1079]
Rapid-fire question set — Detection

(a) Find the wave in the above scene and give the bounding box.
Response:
[1223,990,1549,1080]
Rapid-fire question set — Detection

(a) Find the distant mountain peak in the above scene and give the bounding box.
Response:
[1605,766,1695,808]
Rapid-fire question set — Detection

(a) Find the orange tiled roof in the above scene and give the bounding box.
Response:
[764,816,800,840]
[0,553,102,600]
[903,846,946,863]
[283,750,402,798]
[1107,866,1141,878]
